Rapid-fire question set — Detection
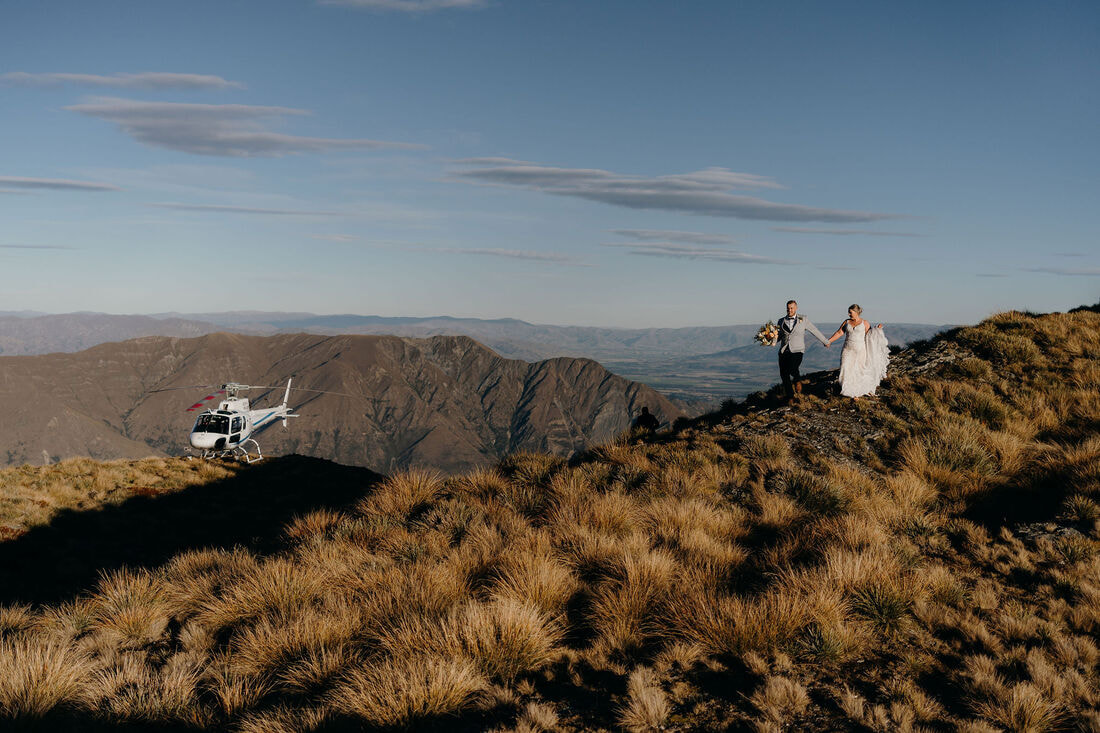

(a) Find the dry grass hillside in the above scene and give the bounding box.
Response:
[0,306,1098,732]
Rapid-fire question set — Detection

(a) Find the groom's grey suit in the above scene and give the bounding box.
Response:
[776,314,829,398]
[777,314,829,355]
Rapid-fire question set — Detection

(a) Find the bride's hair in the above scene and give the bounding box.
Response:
[849,304,862,315]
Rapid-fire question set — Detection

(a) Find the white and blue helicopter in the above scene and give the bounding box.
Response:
[153,379,369,463]
[188,381,298,462]
[148,380,299,463]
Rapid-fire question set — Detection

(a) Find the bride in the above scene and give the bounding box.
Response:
[825,304,889,398]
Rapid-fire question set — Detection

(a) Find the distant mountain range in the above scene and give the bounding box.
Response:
[0,311,950,405]
[0,313,223,356]
[0,333,680,473]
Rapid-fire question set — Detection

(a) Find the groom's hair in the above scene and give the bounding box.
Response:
[786,300,797,307]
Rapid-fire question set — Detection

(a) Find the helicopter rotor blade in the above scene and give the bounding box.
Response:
[148,384,221,393]
[221,383,375,400]
[185,390,226,412]
[285,386,375,400]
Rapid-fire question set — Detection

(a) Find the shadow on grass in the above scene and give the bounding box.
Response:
[0,455,383,607]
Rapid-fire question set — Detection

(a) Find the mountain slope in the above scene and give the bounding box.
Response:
[1,305,1096,731]
[0,311,948,405]
[0,333,681,473]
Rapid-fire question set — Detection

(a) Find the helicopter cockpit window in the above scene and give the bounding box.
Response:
[231,417,243,433]
[195,414,230,434]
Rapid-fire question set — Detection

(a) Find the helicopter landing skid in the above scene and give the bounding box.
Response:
[197,438,265,464]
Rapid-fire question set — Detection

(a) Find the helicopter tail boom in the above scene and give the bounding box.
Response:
[281,378,297,427]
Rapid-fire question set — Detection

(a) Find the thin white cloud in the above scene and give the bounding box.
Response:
[0,176,120,192]
[451,156,537,166]
[319,0,487,11]
[376,239,582,266]
[601,241,795,265]
[772,226,922,237]
[309,233,360,242]
[450,158,898,223]
[1,72,244,90]
[66,97,428,157]
[609,229,737,244]
[1024,267,1100,277]
[148,202,342,216]
[437,247,582,265]
[0,244,76,250]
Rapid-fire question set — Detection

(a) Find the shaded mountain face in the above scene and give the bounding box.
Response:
[0,333,681,473]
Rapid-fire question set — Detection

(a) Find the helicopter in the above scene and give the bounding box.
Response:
[150,380,300,462]
[152,379,373,463]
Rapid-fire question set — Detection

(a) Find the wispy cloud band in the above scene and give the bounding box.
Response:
[450,158,898,223]
[609,229,737,244]
[0,243,76,250]
[0,176,120,192]
[1024,267,1100,277]
[772,226,921,237]
[67,97,427,157]
[602,241,795,265]
[148,202,342,216]
[437,247,580,265]
[2,72,244,90]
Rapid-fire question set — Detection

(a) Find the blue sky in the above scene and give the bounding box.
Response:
[2,0,1097,327]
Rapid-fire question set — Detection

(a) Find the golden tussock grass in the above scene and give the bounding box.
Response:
[589,548,679,654]
[741,434,791,475]
[330,655,488,727]
[516,700,559,732]
[1,305,1099,730]
[196,556,324,632]
[0,457,237,537]
[88,650,208,725]
[226,602,365,682]
[750,675,809,725]
[0,635,94,717]
[617,665,669,732]
[666,587,814,657]
[356,468,445,519]
[490,546,578,615]
[379,596,562,683]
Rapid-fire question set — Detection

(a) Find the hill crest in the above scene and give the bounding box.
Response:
[0,306,1097,731]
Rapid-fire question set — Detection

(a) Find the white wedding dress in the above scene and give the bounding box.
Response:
[839,321,889,397]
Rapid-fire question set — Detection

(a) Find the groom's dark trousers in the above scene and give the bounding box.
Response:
[778,350,803,399]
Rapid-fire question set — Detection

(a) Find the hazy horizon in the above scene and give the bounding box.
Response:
[0,307,957,332]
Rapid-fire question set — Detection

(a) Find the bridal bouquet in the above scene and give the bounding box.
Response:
[755,321,778,346]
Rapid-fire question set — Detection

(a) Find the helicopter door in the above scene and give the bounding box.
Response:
[230,416,243,444]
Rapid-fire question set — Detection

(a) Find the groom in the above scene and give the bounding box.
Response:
[776,299,830,401]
